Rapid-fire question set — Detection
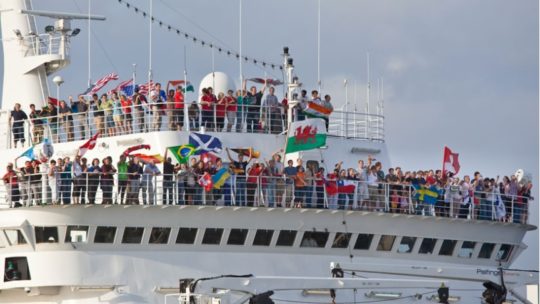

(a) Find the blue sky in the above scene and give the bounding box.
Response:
[1,0,538,268]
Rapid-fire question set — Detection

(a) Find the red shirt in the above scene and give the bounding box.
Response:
[224,96,237,112]
[216,98,226,118]
[201,94,213,111]
[247,165,264,183]
[2,171,18,185]
[174,91,184,109]
[120,98,132,114]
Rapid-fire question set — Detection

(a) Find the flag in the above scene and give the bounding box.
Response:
[212,168,231,189]
[198,172,213,192]
[412,184,441,205]
[442,146,460,176]
[302,101,333,119]
[338,180,356,194]
[122,144,151,156]
[37,138,54,161]
[121,85,135,97]
[168,144,196,164]
[108,79,133,95]
[19,146,35,160]
[88,73,119,95]
[48,97,59,107]
[495,194,506,220]
[138,81,155,95]
[247,78,283,86]
[168,80,194,92]
[189,132,223,155]
[200,152,218,164]
[285,118,327,154]
[79,132,100,157]
[131,153,164,164]
[231,148,260,158]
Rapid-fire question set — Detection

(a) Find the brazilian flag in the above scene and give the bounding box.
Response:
[169,144,196,164]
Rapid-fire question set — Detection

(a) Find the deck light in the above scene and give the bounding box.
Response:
[71,28,81,37]
[45,25,55,34]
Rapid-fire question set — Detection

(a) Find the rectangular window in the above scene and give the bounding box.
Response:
[202,228,224,245]
[65,225,89,243]
[4,257,31,282]
[478,243,496,259]
[439,239,457,256]
[496,244,513,261]
[458,241,476,258]
[300,231,329,248]
[3,229,27,246]
[94,226,117,244]
[354,234,374,250]
[176,228,198,244]
[122,227,145,244]
[227,229,248,245]
[35,226,59,243]
[332,233,352,248]
[253,229,274,246]
[397,236,417,253]
[149,227,171,244]
[276,230,297,247]
[419,238,437,254]
[376,235,396,251]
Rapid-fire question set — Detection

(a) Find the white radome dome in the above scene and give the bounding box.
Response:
[198,72,235,100]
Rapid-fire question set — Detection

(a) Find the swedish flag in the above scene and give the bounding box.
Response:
[412,184,441,205]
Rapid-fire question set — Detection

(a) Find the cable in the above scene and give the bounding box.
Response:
[271,290,438,304]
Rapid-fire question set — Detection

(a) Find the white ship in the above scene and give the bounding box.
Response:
[0,1,537,303]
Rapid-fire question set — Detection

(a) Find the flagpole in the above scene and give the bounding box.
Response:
[281,122,291,163]
[317,0,321,92]
[148,0,153,90]
[184,45,189,131]
[87,0,91,88]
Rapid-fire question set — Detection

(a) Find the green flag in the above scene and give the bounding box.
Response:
[285,118,327,154]
[168,144,196,163]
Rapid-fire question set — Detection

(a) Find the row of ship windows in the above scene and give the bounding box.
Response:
[3,226,513,261]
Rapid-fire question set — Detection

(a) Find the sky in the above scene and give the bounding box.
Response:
[0,0,538,269]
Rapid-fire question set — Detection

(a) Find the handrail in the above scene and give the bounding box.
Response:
[0,102,385,149]
[0,172,530,225]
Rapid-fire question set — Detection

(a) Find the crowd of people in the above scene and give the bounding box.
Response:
[1,149,532,225]
[7,80,334,147]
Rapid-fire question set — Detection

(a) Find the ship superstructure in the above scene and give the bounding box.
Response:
[0,1,537,303]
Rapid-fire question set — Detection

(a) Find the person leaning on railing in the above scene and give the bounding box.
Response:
[2,163,21,207]
[120,94,133,134]
[58,100,74,142]
[100,156,117,205]
[89,93,104,136]
[29,104,44,144]
[70,95,89,140]
[215,92,227,132]
[86,158,101,205]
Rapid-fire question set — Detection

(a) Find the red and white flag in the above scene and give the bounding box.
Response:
[48,96,59,107]
[108,79,133,95]
[79,132,100,157]
[89,73,119,95]
[442,146,460,176]
[138,81,155,95]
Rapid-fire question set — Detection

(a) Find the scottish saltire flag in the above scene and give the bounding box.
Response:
[412,184,441,205]
[189,132,222,155]
[87,73,119,95]
[19,146,35,160]
[212,168,231,189]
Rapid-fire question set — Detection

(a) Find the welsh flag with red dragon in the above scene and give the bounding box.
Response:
[285,118,327,153]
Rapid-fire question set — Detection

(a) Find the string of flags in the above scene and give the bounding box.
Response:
[116,0,283,71]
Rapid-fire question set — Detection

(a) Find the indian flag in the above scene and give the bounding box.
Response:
[303,101,333,118]
[285,118,327,153]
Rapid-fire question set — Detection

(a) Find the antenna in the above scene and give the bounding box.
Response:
[317,0,321,91]
[366,52,370,115]
[148,0,153,87]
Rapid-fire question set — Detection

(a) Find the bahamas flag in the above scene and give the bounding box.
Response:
[412,184,441,205]
[169,144,196,164]
[212,168,231,189]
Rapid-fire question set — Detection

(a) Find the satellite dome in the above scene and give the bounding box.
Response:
[198,72,235,99]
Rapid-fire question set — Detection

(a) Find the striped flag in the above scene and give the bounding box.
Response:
[303,101,333,119]
[138,81,155,95]
[108,79,133,95]
[88,73,119,95]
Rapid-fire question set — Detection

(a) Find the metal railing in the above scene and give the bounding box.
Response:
[1,103,385,149]
[1,172,530,225]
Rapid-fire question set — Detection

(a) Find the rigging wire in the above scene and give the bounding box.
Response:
[271,290,438,304]
[116,0,283,74]
[71,0,119,74]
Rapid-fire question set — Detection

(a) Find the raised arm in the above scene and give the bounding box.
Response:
[225,147,234,162]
